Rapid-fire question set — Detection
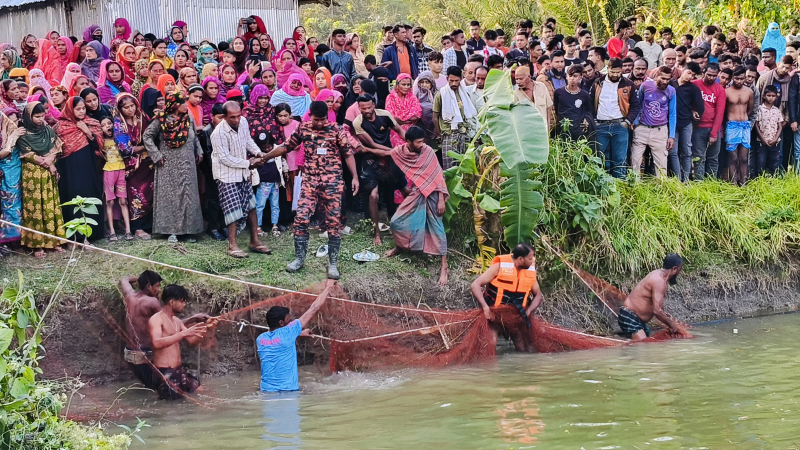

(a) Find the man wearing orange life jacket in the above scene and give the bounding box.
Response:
[471,243,544,351]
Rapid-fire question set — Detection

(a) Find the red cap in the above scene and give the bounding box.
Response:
[226,89,243,99]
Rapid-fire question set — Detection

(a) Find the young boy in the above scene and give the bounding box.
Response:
[755,85,785,175]
[101,117,132,241]
[482,30,501,61]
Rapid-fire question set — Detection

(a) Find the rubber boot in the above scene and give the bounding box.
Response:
[286,236,309,273]
[327,236,341,280]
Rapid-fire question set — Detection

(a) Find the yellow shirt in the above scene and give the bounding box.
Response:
[103,138,125,171]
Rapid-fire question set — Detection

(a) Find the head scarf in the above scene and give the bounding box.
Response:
[281,38,298,57]
[302,88,337,122]
[134,46,148,60]
[28,92,59,120]
[114,18,132,40]
[243,16,275,56]
[56,96,102,157]
[82,25,110,59]
[0,80,18,110]
[230,36,249,74]
[2,48,22,79]
[200,76,224,121]
[116,43,136,84]
[311,67,331,99]
[195,44,217,74]
[114,92,143,144]
[34,39,62,84]
[157,90,190,148]
[68,75,89,97]
[60,62,81,88]
[9,68,29,84]
[274,49,312,90]
[109,38,126,62]
[51,85,68,109]
[16,101,57,157]
[269,73,311,118]
[371,66,391,109]
[28,69,53,101]
[762,22,787,60]
[177,67,196,92]
[331,73,348,96]
[131,58,150,98]
[79,87,113,122]
[217,63,240,99]
[201,62,218,80]
[19,34,37,69]
[56,36,74,71]
[243,83,274,138]
[80,41,105,81]
[140,87,163,120]
[414,71,439,103]
[129,30,143,45]
[68,41,86,64]
[156,73,175,96]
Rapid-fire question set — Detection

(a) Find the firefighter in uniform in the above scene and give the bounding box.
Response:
[470,242,544,351]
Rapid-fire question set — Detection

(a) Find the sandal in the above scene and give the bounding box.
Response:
[257,227,264,237]
[248,245,272,255]
[167,235,178,244]
[271,225,281,237]
[33,249,46,259]
[227,248,249,259]
[125,233,135,241]
[108,234,118,242]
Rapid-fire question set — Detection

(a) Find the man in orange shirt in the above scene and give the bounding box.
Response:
[380,24,420,80]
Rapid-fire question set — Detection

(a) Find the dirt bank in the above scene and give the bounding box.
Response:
[37,258,800,384]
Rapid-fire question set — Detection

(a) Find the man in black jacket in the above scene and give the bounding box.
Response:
[197,103,227,240]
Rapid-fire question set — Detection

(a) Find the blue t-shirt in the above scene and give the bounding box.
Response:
[257,319,303,392]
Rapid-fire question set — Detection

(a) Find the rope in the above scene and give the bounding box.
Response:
[0,219,453,316]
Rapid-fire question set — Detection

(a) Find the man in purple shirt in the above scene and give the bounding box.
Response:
[631,65,677,177]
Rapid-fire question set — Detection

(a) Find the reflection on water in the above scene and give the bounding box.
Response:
[78,313,800,449]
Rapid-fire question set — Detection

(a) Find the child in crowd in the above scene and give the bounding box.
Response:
[754,85,785,175]
[101,117,132,241]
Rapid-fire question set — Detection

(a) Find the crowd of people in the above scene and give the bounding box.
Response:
[0,15,795,281]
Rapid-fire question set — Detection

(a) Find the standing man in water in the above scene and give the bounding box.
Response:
[149,284,217,399]
[619,254,684,341]
[258,280,336,392]
[470,243,543,352]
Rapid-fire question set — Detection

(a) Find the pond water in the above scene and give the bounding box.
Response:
[80,313,800,449]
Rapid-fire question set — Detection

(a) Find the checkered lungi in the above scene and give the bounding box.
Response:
[217,180,256,228]
[441,131,468,169]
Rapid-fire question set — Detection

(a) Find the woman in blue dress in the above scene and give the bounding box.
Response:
[0,108,23,246]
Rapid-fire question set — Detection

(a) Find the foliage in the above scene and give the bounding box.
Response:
[300,0,415,51]
[0,272,130,449]
[61,196,102,240]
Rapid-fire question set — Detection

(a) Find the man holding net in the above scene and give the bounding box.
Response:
[619,254,685,341]
[258,280,336,392]
[471,243,543,351]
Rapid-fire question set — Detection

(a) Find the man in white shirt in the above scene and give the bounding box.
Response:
[635,26,663,69]
[210,101,271,258]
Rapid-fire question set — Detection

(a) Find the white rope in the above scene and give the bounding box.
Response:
[0,219,454,315]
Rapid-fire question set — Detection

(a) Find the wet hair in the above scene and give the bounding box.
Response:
[405,125,425,142]
[162,284,189,304]
[266,306,290,329]
[211,102,225,116]
[138,270,163,290]
[663,254,683,270]
[512,243,535,259]
[685,61,702,75]
[446,66,462,78]
[359,79,377,95]
[309,100,329,118]
[364,54,377,65]
[608,57,623,69]
[274,102,292,116]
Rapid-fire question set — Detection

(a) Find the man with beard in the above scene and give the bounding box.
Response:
[630,59,649,90]
[651,48,680,80]
[537,50,567,100]
[631,65,676,177]
[385,127,449,286]
[412,27,434,73]
[619,254,684,340]
[675,46,688,70]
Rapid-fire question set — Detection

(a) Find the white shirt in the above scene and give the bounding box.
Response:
[635,41,662,69]
[597,79,623,120]
[210,118,262,183]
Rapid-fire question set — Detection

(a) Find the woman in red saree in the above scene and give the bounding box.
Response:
[56,37,73,71]
[385,73,422,147]
[34,39,63,86]
[116,43,137,85]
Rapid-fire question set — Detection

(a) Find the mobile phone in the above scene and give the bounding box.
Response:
[260,61,271,72]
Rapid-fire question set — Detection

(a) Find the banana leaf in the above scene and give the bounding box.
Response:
[479,69,549,168]
[499,162,544,248]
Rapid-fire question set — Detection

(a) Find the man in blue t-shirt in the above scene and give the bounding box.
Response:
[257,280,336,392]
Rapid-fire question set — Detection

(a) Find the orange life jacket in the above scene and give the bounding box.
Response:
[489,254,537,307]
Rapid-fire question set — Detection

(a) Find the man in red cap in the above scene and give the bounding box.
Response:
[226,89,244,109]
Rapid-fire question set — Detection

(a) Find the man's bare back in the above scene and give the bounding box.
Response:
[121,277,161,350]
[623,269,668,323]
[726,86,753,122]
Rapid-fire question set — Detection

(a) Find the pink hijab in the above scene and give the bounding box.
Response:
[61,62,82,88]
[114,18,132,40]
[274,48,312,89]
[58,36,74,70]
[302,88,339,122]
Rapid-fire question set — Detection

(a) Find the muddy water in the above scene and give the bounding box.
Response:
[80,313,800,449]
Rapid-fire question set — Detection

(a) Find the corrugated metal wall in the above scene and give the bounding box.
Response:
[69,0,298,45]
[0,0,297,46]
[0,2,67,44]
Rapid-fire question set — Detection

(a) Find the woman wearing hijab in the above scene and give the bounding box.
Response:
[762,22,787,60]
[195,44,217,76]
[114,92,153,239]
[259,68,278,92]
[167,49,192,81]
[53,95,104,242]
[156,73,176,97]
[331,73,348,96]
[280,38,299,57]
[0,109,24,246]
[311,67,331,100]
[80,41,104,82]
[176,67,198,94]
[55,36,74,72]
[17,102,67,256]
[229,36,249,74]
[185,83,204,128]
[269,73,312,119]
[67,75,91,98]
[50,85,68,113]
[385,73,421,147]
[166,26,186,60]
[302,88,337,123]
[199,76,223,125]
[201,63,218,81]
[60,62,81,89]
[34,39,63,86]
[341,74,366,124]
[218,63,241,99]
[79,87,113,122]
[114,18,132,42]
[243,83,281,234]
[413,71,438,138]
[1,48,22,81]
[293,26,308,58]
[345,33,369,77]
[82,25,110,59]
[68,41,86,65]
[142,90,203,242]
[19,35,38,70]
[28,69,53,100]
[268,102,301,214]
[116,43,137,85]
[0,80,19,113]
[274,49,312,90]
[371,66,391,109]
[130,59,149,99]
[128,30,145,47]
[96,61,131,105]
[140,86,164,124]
[138,60,165,101]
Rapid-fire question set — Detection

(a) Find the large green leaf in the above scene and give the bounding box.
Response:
[0,357,6,378]
[480,69,549,167]
[0,328,12,353]
[9,377,31,398]
[499,162,544,248]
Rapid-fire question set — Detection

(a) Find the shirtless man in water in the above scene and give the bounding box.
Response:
[724,66,754,185]
[619,254,683,341]
[148,284,218,399]
[121,271,209,390]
